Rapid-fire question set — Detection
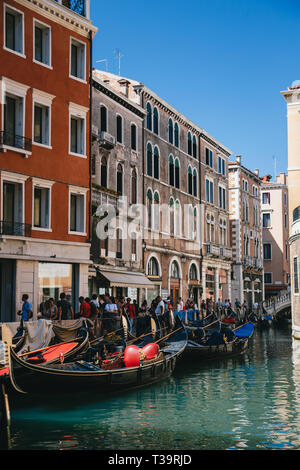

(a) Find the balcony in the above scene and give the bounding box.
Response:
[98,131,116,150]
[56,0,88,17]
[0,131,32,154]
[0,221,32,238]
[204,243,220,257]
[220,246,232,259]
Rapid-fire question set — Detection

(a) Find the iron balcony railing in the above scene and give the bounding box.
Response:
[0,221,32,237]
[60,0,86,17]
[0,131,32,153]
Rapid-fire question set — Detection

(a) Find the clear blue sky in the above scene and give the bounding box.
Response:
[91,0,300,179]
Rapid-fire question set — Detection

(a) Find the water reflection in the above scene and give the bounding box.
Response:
[7,325,300,450]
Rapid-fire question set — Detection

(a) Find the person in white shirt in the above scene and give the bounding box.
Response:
[176,297,184,311]
[155,297,165,316]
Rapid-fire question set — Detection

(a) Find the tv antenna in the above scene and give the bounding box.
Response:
[96,59,108,71]
[114,49,124,76]
[273,155,277,180]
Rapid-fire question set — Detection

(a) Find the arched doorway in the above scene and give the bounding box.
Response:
[169,259,181,303]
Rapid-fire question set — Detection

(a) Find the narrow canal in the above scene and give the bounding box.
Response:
[6,322,300,450]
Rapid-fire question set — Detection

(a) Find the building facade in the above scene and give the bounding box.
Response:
[200,132,233,303]
[228,156,264,308]
[281,82,300,339]
[261,173,290,298]
[89,70,153,303]
[0,0,97,321]
[92,71,233,306]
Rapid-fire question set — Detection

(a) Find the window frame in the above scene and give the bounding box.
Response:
[68,186,87,236]
[31,178,54,232]
[69,36,87,83]
[68,102,88,158]
[3,3,25,58]
[33,18,52,69]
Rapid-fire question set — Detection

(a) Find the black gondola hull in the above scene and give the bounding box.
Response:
[9,329,187,395]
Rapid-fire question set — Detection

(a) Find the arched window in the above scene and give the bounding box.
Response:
[194,207,198,240]
[170,260,180,279]
[169,197,174,235]
[117,163,123,195]
[192,135,197,158]
[168,118,173,144]
[169,155,174,186]
[147,189,153,229]
[153,191,160,231]
[148,256,160,277]
[187,132,192,156]
[146,103,152,131]
[193,169,198,197]
[131,168,137,204]
[116,115,123,143]
[100,105,107,132]
[153,107,159,135]
[100,156,107,188]
[188,166,193,195]
[174,123,179,148]
[147,143,153,177]
[154,146,160,179]
[175,200,181,237]
[189,263,198,281]
[175,158,180,189]
[131,123,137,151]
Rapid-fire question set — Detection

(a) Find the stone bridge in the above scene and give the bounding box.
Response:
[263,292,291,319]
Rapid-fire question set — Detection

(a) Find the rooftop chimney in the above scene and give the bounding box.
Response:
[236,155,241,165]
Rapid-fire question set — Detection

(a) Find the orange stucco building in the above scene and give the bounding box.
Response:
[0,0,97,320]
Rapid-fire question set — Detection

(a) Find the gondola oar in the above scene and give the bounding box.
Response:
[154,326,183,344]
[90,327,124,345]
[125,325,167,345]
[202,320,220,330]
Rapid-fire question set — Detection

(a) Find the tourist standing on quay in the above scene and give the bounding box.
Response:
[57,293,74,321]
[17,295,33,323]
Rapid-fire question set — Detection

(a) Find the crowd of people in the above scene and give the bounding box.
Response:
[16,292,263,339]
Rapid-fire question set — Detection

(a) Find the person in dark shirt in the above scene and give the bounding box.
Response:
[57,293,74,321]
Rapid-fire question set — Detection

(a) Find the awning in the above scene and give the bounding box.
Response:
[95,268,154,288]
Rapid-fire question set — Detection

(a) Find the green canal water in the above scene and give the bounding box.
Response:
[6,322,300,451]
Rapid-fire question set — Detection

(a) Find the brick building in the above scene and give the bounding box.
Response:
[228,156,264,308]
[0,0,97,320]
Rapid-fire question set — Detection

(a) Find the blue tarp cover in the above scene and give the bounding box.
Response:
[234,323,254,338]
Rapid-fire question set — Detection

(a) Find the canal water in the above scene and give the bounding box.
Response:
[6,322,300,450]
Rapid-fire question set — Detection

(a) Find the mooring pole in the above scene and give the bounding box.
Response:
[0,378,10,450]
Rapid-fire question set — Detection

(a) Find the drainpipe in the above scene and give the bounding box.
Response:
[88,29,93,245]
[198,133,203,295]
[141,91,145,272]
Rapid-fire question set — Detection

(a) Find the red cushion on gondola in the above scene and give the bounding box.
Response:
[142,343,159,360]
[223,318,236,324]
[124,345,140,368]
[27,342,79,364]
[0,367,9,376]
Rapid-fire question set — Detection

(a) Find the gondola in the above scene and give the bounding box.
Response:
[8,326,188,395]
[174,310,254,360]
[0,320,90,379]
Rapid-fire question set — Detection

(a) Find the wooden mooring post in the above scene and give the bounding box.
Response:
[0,378,10,450]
